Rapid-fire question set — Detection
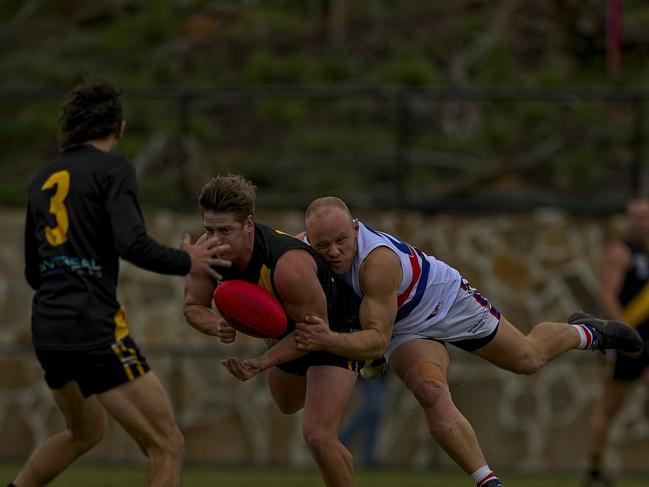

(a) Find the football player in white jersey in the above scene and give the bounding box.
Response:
[295,196,644,487]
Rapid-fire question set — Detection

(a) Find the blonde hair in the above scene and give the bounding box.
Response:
[198,174,256,223]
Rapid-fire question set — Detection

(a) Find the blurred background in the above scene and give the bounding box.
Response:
[1,0,649,482]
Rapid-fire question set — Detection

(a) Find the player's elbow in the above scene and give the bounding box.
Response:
[114,228,153,263]
[182,304,194,324]
[360,330,389,360]
[372,335,390,357]
[115,236,143,262]
[183,304,217,336]
[182,304,201,326]
[182,305,197,329]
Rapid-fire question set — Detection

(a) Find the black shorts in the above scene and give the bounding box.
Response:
[34,336,151,398]
[277,349,370,377]
[610,324,649,381]
[276,326,368,376]
[611,348,649,381]
[449,323,500,351]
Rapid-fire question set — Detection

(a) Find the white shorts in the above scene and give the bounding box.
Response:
[385,278,501,362]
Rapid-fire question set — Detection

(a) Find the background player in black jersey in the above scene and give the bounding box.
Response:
[183,174,368,487]
[13,80,228,487]
[584,197,649,487]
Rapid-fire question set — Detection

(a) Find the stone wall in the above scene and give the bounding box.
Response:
[2,207,647,473]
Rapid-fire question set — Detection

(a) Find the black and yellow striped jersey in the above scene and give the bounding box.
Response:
[25,144,191,350]
[619,240,649,336]
[215,223,360,333]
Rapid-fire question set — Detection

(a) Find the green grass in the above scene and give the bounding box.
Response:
[1,464,648,487]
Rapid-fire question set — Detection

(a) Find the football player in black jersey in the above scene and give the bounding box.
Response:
[584,197,649,487]
[13,80,228,487]
[183,174,370,487]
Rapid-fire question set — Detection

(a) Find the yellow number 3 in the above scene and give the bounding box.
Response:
[41,170,70,247]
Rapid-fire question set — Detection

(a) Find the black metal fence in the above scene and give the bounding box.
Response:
[1,85,647,213]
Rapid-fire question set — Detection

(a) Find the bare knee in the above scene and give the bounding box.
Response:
[477,317,557,374]
[302,423,336,455]
[144,426,184,460]
[514,361,543,375]
[70,415,107,454]
[172,427,185,459]
[506,350,545,375]
[404,360,463,430]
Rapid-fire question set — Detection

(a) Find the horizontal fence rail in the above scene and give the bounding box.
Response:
[0,85,646,212]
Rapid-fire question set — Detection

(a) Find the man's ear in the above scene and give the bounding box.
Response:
[116,120,126,140]
[352,217,360,236]
[245,214,255,232]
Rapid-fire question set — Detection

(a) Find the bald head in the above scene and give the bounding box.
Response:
[305,196,353,227]
[305,196,358,275]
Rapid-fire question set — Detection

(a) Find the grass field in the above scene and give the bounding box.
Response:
[1,464,648,487]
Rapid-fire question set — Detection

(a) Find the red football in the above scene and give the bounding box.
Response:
[213,280,288,338]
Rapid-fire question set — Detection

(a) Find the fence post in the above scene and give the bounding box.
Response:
[394,90,413,207]
[632,98,646,195]
[176,93,195,205]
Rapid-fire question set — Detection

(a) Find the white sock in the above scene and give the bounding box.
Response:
[471,465,496,485]
[572,324,595,350]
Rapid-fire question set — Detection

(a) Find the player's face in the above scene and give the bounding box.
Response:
[306,208,359,275]
[203,211,254,266]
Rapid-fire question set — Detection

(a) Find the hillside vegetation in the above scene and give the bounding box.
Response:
[1,1,648,210]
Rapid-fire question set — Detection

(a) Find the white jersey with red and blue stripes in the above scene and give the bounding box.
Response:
[346,222,462,335]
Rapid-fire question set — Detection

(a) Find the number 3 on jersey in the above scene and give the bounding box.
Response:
[41,170,70,246]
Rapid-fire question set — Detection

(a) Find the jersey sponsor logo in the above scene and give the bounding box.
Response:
[467,316,488,335]
[39,254,102,277]
[425,301,443,320]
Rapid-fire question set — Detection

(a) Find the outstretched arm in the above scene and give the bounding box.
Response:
[183,270,220,336]
[257,248,328,367]
[222,249,328,380]
[182,270,232,346]
[107,161,230,278]
[183,233,236,340]
[295,246,400,360]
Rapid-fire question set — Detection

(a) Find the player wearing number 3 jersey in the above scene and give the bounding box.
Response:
[26,146,190,350]
[297,197,644,487]
[14,80,227,487]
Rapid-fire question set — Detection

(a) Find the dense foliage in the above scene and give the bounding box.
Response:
[1,1,648,210]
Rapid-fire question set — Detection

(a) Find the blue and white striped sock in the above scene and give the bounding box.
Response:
[471,465,502,486]
[572,323,599,350]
